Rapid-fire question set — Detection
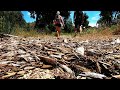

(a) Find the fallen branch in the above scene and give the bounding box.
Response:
[79,72,107,79]
[50,54,62,59]
[112,75,120,79]
[96,62,101,73]
[70,64,91,73]
[38,56,58,66]
[85,50,102,57]
[55,47,69,53]
[59,64,74,75]
[2,72,16,79]
[98,61,111,67]
[30,52,41,62]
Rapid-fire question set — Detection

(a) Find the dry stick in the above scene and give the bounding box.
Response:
[96,61,101,73]
[67,45,81,60]
[55,47,69,54]
[98,61,111,67]
[70,64,91,72]
[72,49,81,60]
[59,64,74,75]
[38,56,74,75]
[112,75,120,79]
[50,54,62,59]
[2,72,16,79]
[38,56,58,66]
[79,72,107,79]
[85,50,102,57]
[19,45,40,62]
[30,51,41,62]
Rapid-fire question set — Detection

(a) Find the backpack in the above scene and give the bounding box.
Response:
[54,14,64,28]
[55,14,62,24]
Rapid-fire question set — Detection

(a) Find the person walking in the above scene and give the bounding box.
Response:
[53,11,64,39]
[73,11,84,37]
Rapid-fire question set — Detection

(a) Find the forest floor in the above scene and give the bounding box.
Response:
[0,33,120,79]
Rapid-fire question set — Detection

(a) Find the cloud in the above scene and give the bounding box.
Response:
[91,13,100,21]
[89,23,96,27]
[92,16,98,20]
[27,12,30,16]
[91,15,100,21]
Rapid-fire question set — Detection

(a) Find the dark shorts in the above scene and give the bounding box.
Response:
[55,23,61,27]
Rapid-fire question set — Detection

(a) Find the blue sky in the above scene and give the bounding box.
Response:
[21,11,100,27]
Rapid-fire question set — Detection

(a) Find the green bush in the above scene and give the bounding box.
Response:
[63,18,74,33]
[48,23,55,32]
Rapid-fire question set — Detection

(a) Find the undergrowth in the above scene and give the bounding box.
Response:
[10,24,120,39]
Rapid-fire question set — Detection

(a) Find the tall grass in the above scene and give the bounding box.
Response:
[11,27,44,37]
[10,24,120,40]
[72,24,120,40]
[112,24,120,35]
[81,24,120,36]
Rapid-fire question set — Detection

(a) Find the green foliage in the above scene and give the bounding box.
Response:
[64,18,74,33]
[97,11,120,28]
[109,24,120,35]
[110,25,118,30]
[44,25,52,34]
[48,23,55,32]
[0,16,5,33]
[29,11,70,28]
[25,23,35,31]
[12,27,40,37]
[0,11,26,34]
[82,13,89,28]
[73,11,89,28]
[82,28,95,34]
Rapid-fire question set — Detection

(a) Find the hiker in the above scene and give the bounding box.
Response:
[73,11,84,37]
[53,11,64,39]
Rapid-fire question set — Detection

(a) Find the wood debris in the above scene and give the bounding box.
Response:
[0,33,120,79]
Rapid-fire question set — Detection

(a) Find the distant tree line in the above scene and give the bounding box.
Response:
[29,11,90,33]
[97,11,120,27]
[1,11,120,34]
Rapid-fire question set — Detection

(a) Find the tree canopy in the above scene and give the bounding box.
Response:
[0,11,26,33]
[82,12,89,28]
[29,11,70,28]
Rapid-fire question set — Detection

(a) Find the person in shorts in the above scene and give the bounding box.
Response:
[53,11,64,39]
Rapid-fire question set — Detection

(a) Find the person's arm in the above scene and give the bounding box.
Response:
[60,15,65,27]
[53,20,55,25]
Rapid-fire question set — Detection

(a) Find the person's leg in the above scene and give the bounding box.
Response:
[57,27,61,39]
[55,26,59,38]
[79,25,82,34]
[74,22,78,37]
[78,21,82,34]
[55,26,61,39]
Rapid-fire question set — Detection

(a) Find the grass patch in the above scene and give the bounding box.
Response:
[9,24,120,40]
[112,25,120,35]
[11,27,50,38]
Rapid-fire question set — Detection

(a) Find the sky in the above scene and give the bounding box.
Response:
[21,11,100,27]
